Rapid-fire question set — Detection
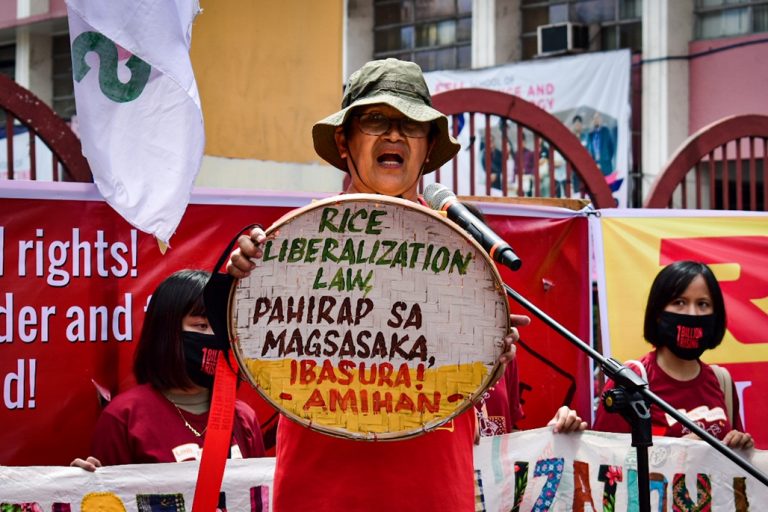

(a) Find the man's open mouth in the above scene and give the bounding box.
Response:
[377,153,404,164]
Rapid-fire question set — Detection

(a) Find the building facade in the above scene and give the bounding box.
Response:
[2,0,767,205]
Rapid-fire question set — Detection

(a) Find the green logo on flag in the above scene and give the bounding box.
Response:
[72,31,151,103]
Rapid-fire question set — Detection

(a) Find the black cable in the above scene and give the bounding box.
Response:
[636,35,768,65]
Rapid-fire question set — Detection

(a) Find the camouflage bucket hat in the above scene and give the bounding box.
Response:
[312,58,460,173]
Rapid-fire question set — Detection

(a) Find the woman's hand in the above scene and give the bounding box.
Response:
[498,314,530,365]
[70,456,102,472]
[723,430,754,450]
[547,406,588,433]
[226,227,269,279]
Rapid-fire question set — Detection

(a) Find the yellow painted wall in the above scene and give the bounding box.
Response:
[191,1,343,163]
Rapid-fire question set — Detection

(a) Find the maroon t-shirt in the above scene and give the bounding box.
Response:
[476,358,524,436]
[92,384,265,465]
[594,351,742,439]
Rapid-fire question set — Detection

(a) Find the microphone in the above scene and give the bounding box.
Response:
[423,183,522,271]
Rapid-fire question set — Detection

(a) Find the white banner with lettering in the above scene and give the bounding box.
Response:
[0,458,275,511]
[475,428,768,511]
[424,50,631,207]
[2,430,766,510]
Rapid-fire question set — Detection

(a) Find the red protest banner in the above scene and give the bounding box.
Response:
[0,183,592,464]
[488,212,593,428]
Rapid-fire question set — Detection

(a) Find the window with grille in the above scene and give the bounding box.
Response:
[695,0,768,39]
[373,0,472,71]
[520,0,642,60]
[0,43,14,79]
[0,44,14,125]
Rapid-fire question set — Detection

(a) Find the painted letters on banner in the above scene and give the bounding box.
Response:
[475,429,768,512]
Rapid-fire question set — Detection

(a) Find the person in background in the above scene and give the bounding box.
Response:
[537,143,567,198]
[71,269,265,469]
[479,126,504,191]
[570,114,588,148]
[593,260,753,449]
[513,132,537,197]
[569,113,588,194]
[587,111,615,177]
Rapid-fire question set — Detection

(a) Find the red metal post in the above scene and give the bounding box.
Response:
[469,113,476,196]
[501,118,509,196]
[452,114,459,191]
[5,115,13,180]
[709,151,716,209]
[749,137,756,211]
[735,138,743,210]
[484,114,492,196]
[29,130,36,180]
[722,143,729,210]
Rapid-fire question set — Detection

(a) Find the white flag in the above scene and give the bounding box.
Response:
[66,0,204,244]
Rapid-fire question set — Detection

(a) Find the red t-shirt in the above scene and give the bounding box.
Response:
[272,410,476,511]
[92,384,265,465]
[476,358,524,436]
[593,351,742,439]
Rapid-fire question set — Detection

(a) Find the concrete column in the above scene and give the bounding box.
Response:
[472,0,495,68]
[345,0,373,80]
[494,0,521,64]
[17,0,49,18]
[14,27,53,105]
[641,0,693,199]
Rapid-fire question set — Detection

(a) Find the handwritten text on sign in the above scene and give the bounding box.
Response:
[232,196,509,439]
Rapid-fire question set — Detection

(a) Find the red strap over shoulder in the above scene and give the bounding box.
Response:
[191,351,239,512]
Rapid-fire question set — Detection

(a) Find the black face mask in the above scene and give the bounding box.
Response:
[181,331,229,389]
[656,311,717,361]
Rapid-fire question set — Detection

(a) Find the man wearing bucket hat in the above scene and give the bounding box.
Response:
[228,58,585,511]
[310,58,460,201]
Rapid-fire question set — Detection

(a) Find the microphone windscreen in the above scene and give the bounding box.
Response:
[423,182,455,210]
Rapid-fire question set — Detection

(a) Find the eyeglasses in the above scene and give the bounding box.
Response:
[353,112,431,138]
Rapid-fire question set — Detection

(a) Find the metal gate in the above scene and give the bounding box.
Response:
[0,73,91,182]
[645,114,768,211]
[430,88,615,209]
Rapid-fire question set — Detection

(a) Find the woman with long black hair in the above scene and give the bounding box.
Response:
[594,260,753,449]
[72,269,264,468]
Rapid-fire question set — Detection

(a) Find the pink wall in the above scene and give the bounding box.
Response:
[0,0,67,30]
[50,0,68,16]
[689,33,768,134]
[0,2,17,29]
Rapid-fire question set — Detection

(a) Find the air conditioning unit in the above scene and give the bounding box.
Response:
[537,22,588,57]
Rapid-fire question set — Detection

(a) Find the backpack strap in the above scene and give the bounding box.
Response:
[710,364,734,425]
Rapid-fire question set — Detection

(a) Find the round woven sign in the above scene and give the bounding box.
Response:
[229,194,509,440]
